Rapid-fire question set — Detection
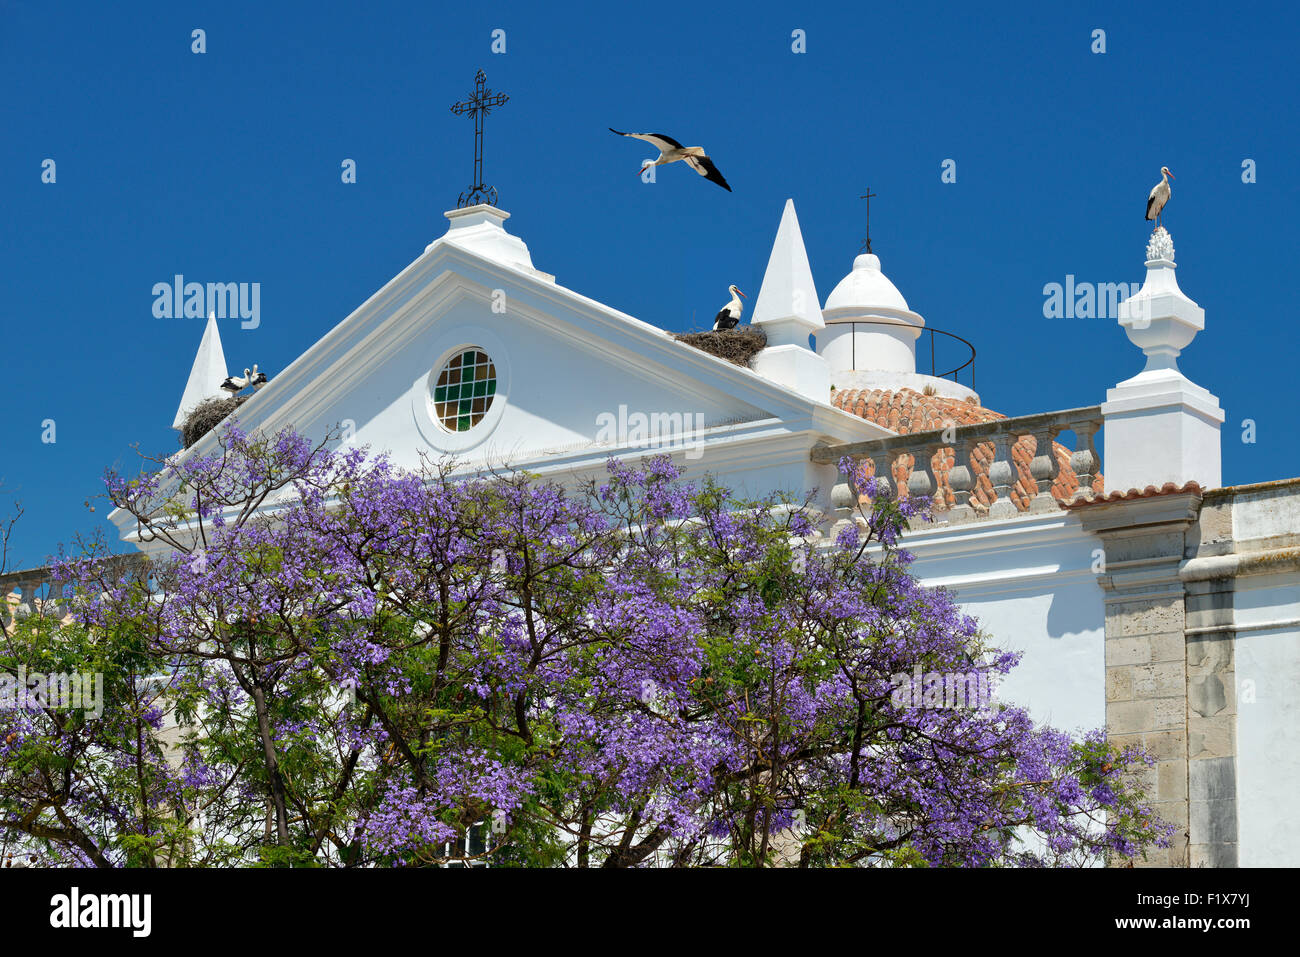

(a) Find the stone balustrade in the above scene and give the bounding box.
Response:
[0,567,63,625]
[812,405,1104,526]
[1,555,147,627]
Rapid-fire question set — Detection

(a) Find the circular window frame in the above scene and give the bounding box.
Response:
[431,347,498,434]
[414,325,510,453]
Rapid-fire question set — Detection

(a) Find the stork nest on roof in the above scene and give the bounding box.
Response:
[672,327,767,367]
[181,395,249,450]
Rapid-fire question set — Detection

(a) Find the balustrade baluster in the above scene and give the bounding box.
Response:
[868,451,896,500]
[947,437,976,523]
[1029,426,1062,512]
[987,432,1017,519]
[1070,417,1103,497]
[907,445,937,504]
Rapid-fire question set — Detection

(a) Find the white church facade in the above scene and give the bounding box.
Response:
[6,197,1298,868]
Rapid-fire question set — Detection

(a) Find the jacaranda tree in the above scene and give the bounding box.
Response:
[1,426,1172,867]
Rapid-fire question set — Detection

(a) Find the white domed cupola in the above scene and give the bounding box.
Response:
[816,252,976,401]
[819,253,925,374]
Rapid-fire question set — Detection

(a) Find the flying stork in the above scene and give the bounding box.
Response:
[712,285,747,330]
[1145,167,1175,228]
[220,368,251,395]
[608,128,732,191]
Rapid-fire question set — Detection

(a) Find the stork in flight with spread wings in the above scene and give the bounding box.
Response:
[608,128,732,191]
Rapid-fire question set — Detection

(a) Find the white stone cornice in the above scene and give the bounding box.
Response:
[1072,491,1204,534]
[1180,547,1300,583]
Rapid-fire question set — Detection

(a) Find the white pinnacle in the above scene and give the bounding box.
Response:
[747,199,830,402]
[750,199,824,346]
[1104,226,1224,492]
[1117,227,1203,375]
[172,311,229,430]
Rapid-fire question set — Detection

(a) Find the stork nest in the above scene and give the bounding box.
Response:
[180,395,248,450]
[672,327,768,367]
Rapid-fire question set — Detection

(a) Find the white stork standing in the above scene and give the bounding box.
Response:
[1145,166,1175,228]
[712,285,747,330]
[608,128,732,191]
[250,364,268,390]
[220,368,251,396]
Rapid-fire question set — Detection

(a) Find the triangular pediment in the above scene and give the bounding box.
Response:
[115,212,893,551]
[177,234,879,476]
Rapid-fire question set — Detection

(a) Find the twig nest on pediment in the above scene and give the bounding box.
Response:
[181,395,249,450]
[672,327,768,366]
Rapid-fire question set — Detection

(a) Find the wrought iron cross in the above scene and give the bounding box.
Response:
[859,187,878,253]
[450,69,509,208]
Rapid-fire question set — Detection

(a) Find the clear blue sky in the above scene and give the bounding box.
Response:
[2,0,1296,568]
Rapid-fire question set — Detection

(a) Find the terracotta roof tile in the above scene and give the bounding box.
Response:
[831,387,1104,512]
[1060,481,1201,509]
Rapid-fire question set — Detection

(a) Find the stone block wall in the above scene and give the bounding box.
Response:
[1080,479,1300,867]
[1103,594,1190,866]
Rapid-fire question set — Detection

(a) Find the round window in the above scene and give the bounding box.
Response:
[432,348,497,432]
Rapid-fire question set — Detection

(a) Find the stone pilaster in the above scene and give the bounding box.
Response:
[1077,490,1203,867]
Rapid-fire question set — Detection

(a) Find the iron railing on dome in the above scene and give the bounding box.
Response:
[841,320,977,390]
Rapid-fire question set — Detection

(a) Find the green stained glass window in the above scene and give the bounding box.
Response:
[434,349,497,432]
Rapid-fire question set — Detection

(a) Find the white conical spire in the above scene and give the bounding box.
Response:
[748,200,829,402]
[750,199,824,345]
[172,312,229,430]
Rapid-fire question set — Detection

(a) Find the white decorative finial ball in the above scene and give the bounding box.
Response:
[1146,227,1175,265]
